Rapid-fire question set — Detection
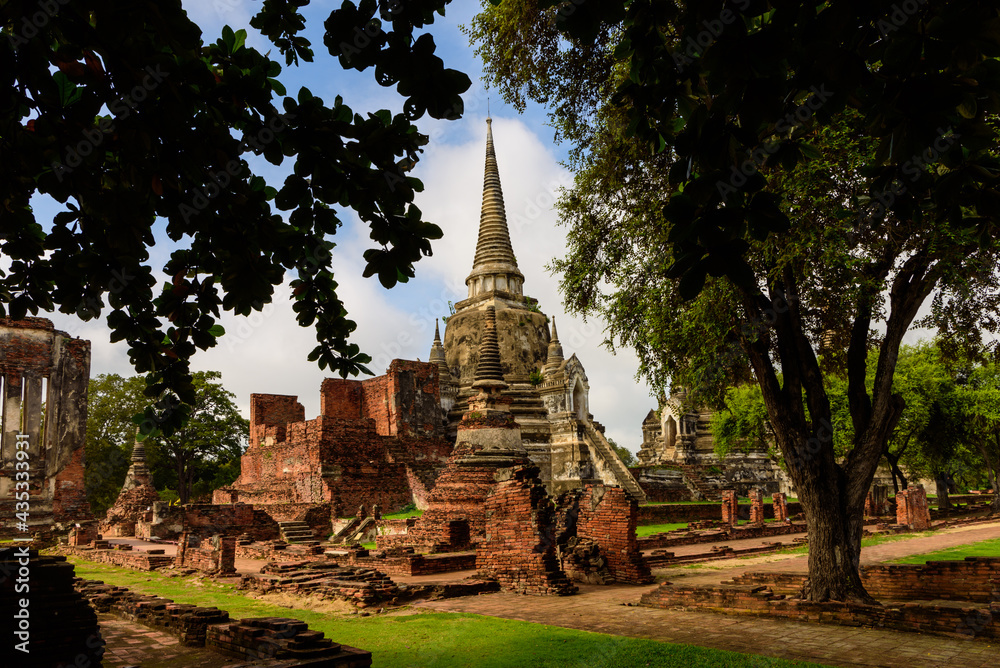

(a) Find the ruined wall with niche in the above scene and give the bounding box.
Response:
[214,360,453,521]
[0,318,91,536]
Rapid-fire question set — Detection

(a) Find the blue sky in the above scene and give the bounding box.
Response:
[38,1,656,453]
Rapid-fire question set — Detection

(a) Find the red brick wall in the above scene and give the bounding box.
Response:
[476,466,577,595]
[772,492,789,522]
[640,582,1000,641]
[320,379,364,420]
[576,485,653,585]
[176,533,236,574]
[249,394,304,446]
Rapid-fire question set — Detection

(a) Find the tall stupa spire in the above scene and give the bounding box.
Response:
[465,118,525,300]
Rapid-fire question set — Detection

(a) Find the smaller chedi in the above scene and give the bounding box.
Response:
[100,436,161,537]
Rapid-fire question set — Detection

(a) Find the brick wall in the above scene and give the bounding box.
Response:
[77,580,371,665]
[636,500,803,525]
[640,582,999,641]
[772,492,789,522]
[729,559,1000,603]
[1,549,104,666]
[382,443,499,552]
[61,545,175,570]
[575,485,653,585]
[219,363,452,518]
[862,558,1000,603]
[176,532,236,574]
[476,466,577,595]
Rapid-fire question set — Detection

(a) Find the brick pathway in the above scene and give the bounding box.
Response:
[98,613,243,667]
[415,520,1000,668]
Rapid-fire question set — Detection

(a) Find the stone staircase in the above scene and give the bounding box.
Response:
[676,464,724,501]
[278,521,318,545]
[582,422,648,503]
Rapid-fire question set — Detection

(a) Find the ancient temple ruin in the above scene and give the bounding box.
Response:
[213,360,453,524]
[434,118,645,501]
[635,387,790,498]
[0,317,91,536]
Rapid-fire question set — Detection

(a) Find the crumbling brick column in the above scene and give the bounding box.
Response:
[476,466,577,595]
[771,492,789,523]
[748,488,765,525]
[68,520,99,546]
[575,484,654,585]
[721,489,738,526]
[895,486,931,530]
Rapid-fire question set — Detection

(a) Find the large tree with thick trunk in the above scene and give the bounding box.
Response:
[467,0,1000,601]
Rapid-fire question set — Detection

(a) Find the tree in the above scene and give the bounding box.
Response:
[469,1,1000,602]
[86,371,247,508]
[955,362,1000,513]
[153,371,248,504]
[85,373,150,514]
[608,437,636,467]
[2,0,470,434]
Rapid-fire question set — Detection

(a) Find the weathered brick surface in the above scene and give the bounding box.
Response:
[748,488,765,525]
[636,500,803,525]
[1,550,104,666]
[77,579,372,665]
[0,318,91,535]
[575,485,653,585]
[379,442,499,552]
[721,490,738,526]
[896,486,932,530]
[176,532,236,574]
[61,545,175,570]
[99,483,160,537]
[772,492,789,522]
[476,466,577,595]
[729,558,1000,603]
[239,561,399,608]
[216,361,452,519]
[137,502,280,542]
[641,576,1000,641]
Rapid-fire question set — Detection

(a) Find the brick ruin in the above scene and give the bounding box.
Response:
[644,558,1000,641]
[477,465,578,595]
[176,532,237,574]
[99,438,160,537]
[1,548,105,666]
[0,317,91,537]
[78,580,372,665]
[895,485,932,530]
[214,360,453,525]
[137,502,280,542]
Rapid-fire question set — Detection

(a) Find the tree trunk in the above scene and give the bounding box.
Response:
[177,457,189,505]
[935,472,951,511]
[799,496,871,601]
[885,451,907,493]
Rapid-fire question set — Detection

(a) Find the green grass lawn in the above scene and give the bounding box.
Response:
[61,556,823,668]
[636,522,689,537]
[381,508,424,520]
[890,537,1000,564]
